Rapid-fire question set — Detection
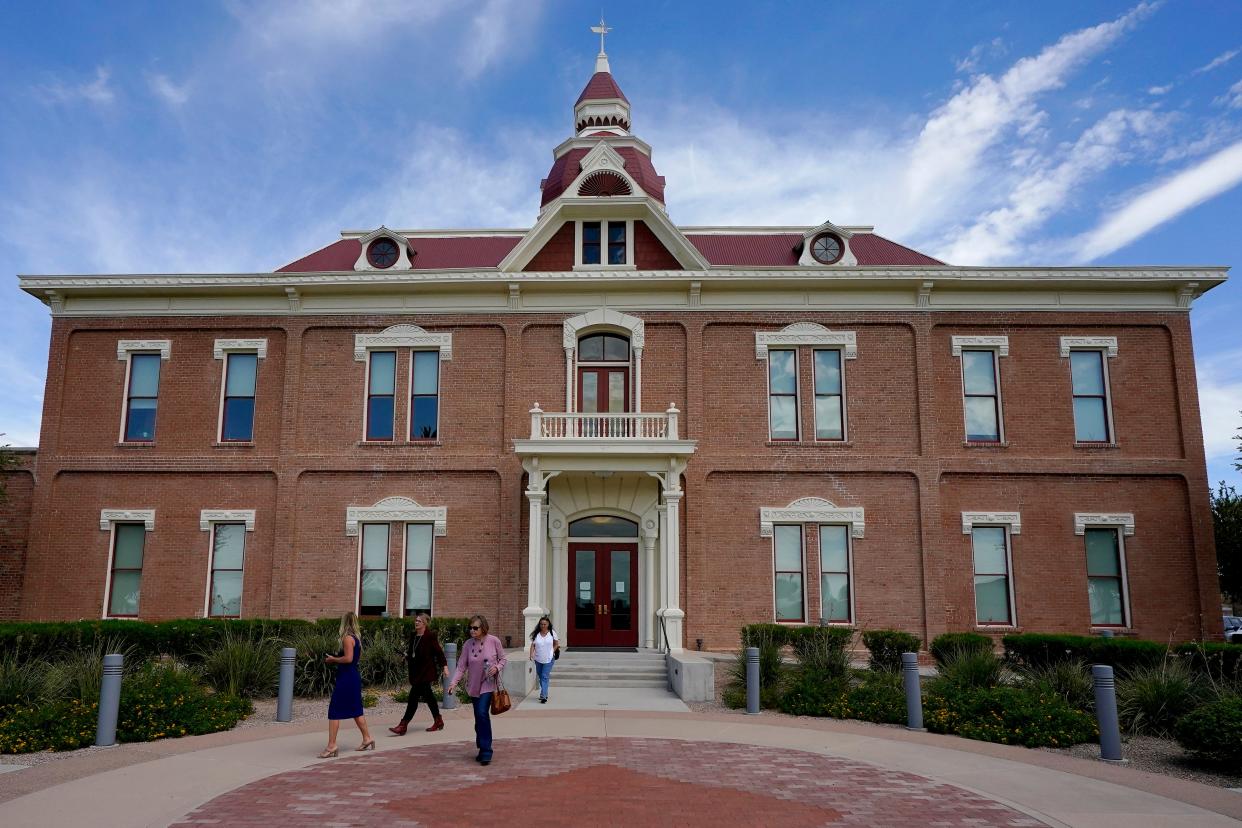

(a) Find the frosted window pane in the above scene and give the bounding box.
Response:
[819,526,849,571]
[974,575,1011,624]
[412,351,438,395]
[405,571,431,612]
[1070,351,1105,395]
[775,573,803,620]
[962,350,996,394]
[813,350,841,394]
[225,353,257,396]
[815,395,842,439]
[113,524,146,568]
[405,524,433,569]
[361,524,389,569]
[971,527,1007,574]
[129,354,161,396]
[210,571,242,617]
[774,525,802,571]
[109,571,141,616]
[770,396,797,439]
[1085,529,1120,576]
[1073,398,1108,441]
[369,352,395,394]
[965,397,999,441]
[212,523,246,569]
[768,351,796,394]
[1089,578,1124,625]
[821,573,850,622]
[360,571,387,607]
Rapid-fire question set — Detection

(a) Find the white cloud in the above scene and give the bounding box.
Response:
[38,66,115,106]
[148,73,189,106]
[1196,349,1242,463]
[460,0,544,80]
[900,2,1156,230]
[1148,84,1172,95]
[955,37,1006,74]
[1215,78,1242,109]
[1193,48,1239,75]
[1072,137,1242,260]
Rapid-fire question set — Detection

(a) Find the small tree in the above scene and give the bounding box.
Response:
[1213,481,1242,604]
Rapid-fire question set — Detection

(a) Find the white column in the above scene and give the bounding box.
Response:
[564,347,575,412]
[633,346,643,412]
[641,531,657,649]
[523,486,547,642]
[550,533,568,640]
[662,487,684,651]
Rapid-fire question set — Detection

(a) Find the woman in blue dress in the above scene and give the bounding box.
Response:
[319,611,375,757]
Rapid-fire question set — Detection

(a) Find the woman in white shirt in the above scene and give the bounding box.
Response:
[528,615,560,703]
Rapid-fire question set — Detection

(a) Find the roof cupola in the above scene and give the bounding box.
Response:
[574,17,630,136]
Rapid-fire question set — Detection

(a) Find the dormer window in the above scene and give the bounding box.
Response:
[576,220,632,268]
[367,238,400,269]
[811,233,844,265]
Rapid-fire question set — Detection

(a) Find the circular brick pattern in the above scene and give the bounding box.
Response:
[172,737,1047,827]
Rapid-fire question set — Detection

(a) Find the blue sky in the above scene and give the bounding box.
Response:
[1,1,1240,487]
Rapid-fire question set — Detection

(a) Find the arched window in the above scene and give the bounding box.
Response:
[569,515,639,538]
[577,333,630,413]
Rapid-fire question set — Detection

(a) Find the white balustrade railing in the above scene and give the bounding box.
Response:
[528,404,680,440]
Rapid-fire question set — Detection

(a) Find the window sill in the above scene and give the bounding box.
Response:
[766,440,854,448]
[572,264,637,272]
[116,442,154,449]
[1090,626,1135,636]
[1074,441,1120,450]
[355,440,444,448]
[975,625,1020,632]
[213,441,255,448]
[963,440,1009,448]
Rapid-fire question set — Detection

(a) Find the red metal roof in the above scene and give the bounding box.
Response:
[576,71,629,105]
[540,146,665,206]
[277,236,522,272]
[684,233,943,267]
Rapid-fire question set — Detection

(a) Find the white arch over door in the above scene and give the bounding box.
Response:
[562,309,646,412]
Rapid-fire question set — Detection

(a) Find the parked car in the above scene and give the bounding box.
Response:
[1224,616,1242,644]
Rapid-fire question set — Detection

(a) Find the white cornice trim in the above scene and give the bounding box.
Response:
[199,509,256,531]
[679,225,876,234]
[951,336,1010,357]
[100,509,155,531]
[354,324,452,361]
[345,496,446,537]
[1060,336,1119,357]
[213,339,268,359]
[756,323,857,360]
[341,228,528,239]
[961,511,1021,535]
[563,308,644,349]
[117,340,171,360]
[760,497,865,539]
[1074,513,1135,536]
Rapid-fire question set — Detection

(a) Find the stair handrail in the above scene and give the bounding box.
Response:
[657,612,670,654]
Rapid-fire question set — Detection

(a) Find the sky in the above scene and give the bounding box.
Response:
[0,0,1240,487]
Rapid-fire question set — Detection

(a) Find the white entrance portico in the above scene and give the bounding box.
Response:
[514,405,694,651]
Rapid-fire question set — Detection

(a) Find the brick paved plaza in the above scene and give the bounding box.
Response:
[171,737,1044,827]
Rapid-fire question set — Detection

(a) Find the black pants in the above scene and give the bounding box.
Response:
[402,681,440,722]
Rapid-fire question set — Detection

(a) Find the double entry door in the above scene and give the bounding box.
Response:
[568,542,638,647]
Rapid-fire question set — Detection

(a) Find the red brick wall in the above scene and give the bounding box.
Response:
[16,310,1222,651]
[0,452,36,621]
[634,221,682,269]
[523,223,574,271]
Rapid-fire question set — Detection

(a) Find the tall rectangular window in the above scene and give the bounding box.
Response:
[221,353,258,442]
[124,353,161,442]
[768,349,798,440]
[1086,528,1127,626]
[208,523,245,617]
[773,524,804,621]
[819,525,851,623]
[962,349,1001,442]
[813,349,844,440]
[404,523,434,617]
[107,523,146,617]
[607,222,626,264]
[1070,350,1111,442]
[971,526,1013,625]
[366,351,396,441]
[410,350,439,440]
[582,221,602,264]
[359,523,389,615]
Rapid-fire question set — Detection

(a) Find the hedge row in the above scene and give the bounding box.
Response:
[1002,633,1242,677]
[0,616,473,664]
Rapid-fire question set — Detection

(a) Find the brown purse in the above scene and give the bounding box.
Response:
[489,642,511,715]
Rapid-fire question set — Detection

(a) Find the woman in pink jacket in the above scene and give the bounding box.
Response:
[447,614,507,765]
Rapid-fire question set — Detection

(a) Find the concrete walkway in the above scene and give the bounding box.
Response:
[515,685,689,712]
[0,708,1239,827]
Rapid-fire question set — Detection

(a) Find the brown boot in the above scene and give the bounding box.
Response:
[425,716,444,732]
[388,720,409,736]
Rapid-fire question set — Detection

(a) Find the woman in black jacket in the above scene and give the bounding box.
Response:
[389,613,449,735]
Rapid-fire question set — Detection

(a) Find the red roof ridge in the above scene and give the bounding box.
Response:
[576,71,629,105]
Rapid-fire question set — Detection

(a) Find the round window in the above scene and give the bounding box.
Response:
[366,238,400,269]
[810,233,844,265]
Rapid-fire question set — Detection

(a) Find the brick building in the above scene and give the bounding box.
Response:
[8,44,1229,651]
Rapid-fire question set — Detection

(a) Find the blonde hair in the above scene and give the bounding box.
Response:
[339,611,362,642]
[469,614,490,635]
[415,613,432,627]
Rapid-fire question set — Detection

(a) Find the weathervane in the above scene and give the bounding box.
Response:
[591,16,612,56]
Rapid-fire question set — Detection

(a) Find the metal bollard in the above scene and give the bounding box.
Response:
[276,647,295,722]
[902,652,926,731]
[95,653,124,747]
[745,646,760,715]
[1092,664,1125,762]
[442,642,458,710]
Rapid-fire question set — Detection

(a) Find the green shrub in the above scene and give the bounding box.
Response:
[925,684,1097,748]
[930,632,993,666]
[42,636,139,704]
[727,624,788,709]
[0,654,53,707]
[1174,695,1242,763]
[1175,642,1242,684]
[358,627,406,688]
[198,629,279,699]
[788,626,852,680]
[0,699,98,753]
[392,688,409,703]
[840,671,907,724]
[1116,659,1204,736]
[777,671,846,716]
[362,692,378,709]
[117,661,251,743]
[933,648,1006,690]
[284,628,342,697]
[1002,633,1166,673]
[861,630,921,672]
[1019,660,1095,711]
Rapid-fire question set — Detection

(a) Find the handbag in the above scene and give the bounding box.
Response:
[490,675,512,715]
[552,637,561,661]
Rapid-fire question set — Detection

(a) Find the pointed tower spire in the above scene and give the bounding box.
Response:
[591,16,612,73]
[575,18,630,136]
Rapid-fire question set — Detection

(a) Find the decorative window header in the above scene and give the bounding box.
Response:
[961,511,1021,535]
[951,336,1009,357]
[1074,512,1135,536]
[213,339,268,360]
[354,324,452,362]
[755,323,857,361]
[1059,336,1118,358]
[100,509,155,531]
[563,307,645,351]
[760,497,865,539]
[199,509,257,532]
[117,340,171,361]
[345,496,447,537]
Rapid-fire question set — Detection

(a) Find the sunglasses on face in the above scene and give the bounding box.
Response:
[469,626,480,631]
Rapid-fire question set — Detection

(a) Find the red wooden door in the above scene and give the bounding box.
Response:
[577,367,629,414]
[568,542,638,648]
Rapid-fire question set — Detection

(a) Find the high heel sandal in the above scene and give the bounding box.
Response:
[356,740,376,751]
[317,747,338,758]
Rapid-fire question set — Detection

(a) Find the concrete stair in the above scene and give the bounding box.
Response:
[550,649,668,689]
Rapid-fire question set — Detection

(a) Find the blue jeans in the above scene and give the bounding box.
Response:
[535,659,554,699]
[471,692,493,761]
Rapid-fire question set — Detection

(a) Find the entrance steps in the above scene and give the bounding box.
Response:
[551,649,669,689]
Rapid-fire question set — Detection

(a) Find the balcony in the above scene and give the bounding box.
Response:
[514,403,696,463]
